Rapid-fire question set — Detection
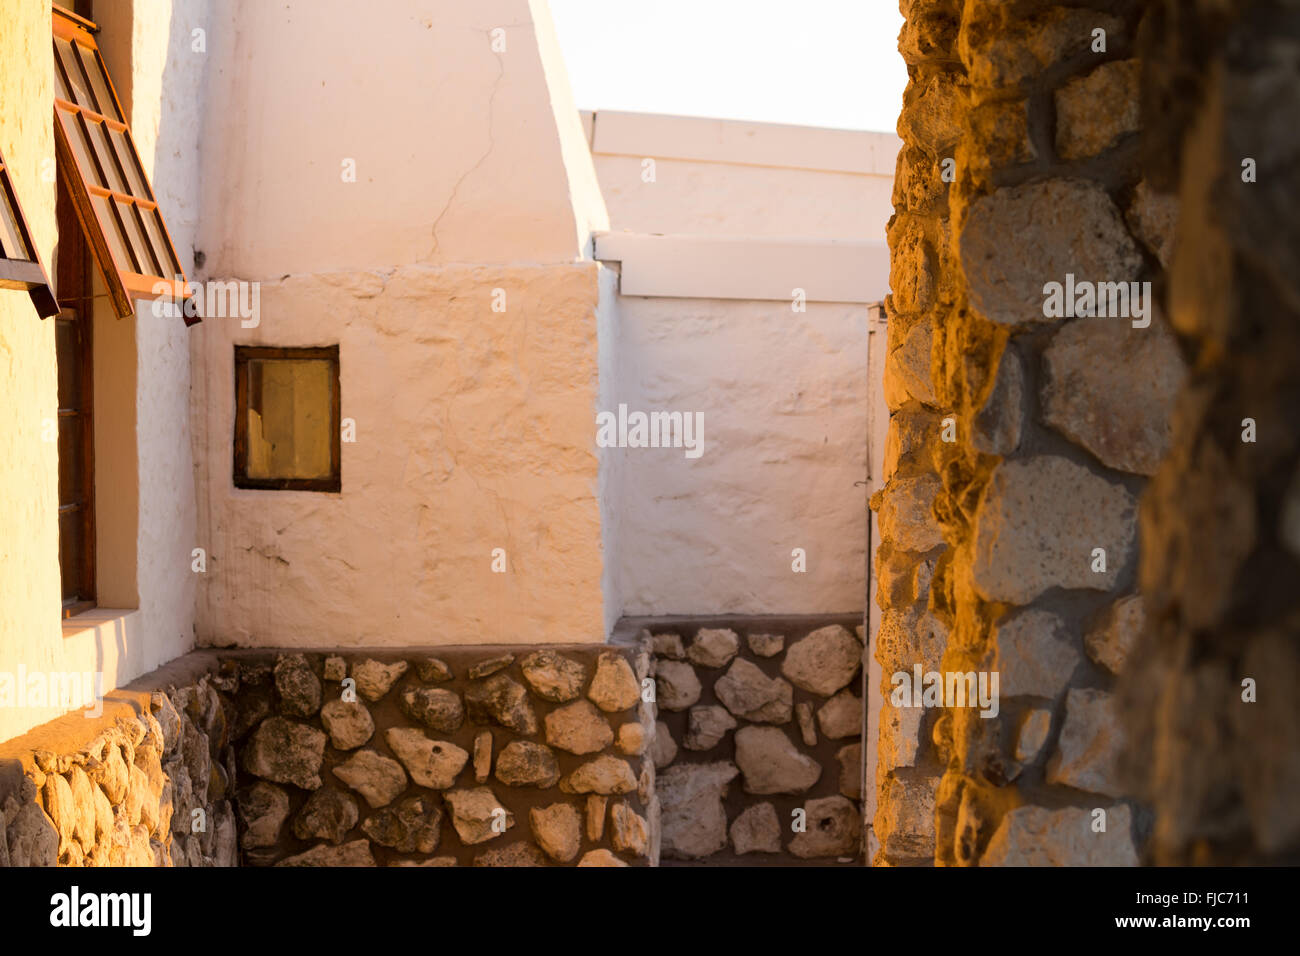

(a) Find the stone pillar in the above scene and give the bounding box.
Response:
[875,0,1181,866]
[1120,0,1300,865]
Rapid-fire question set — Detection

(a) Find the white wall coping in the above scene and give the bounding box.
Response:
[594,232,890,303]
[583,109,902,177]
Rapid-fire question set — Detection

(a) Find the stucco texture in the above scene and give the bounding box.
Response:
[192,262,606,647]
[609,296,868,616]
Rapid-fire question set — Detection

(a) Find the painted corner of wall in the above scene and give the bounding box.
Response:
[528,0,609,259]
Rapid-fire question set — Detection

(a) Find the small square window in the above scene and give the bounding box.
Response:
[233,346,340,491]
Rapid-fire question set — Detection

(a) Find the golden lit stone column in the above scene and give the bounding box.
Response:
[877,0,1179,865]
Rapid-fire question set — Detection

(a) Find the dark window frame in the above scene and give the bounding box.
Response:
[233,345,341,492]
[0,146,60,318]
[54,139,96,618]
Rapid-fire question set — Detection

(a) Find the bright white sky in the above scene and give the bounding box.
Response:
[547,0,907,134]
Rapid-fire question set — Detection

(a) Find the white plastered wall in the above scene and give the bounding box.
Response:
[589,111,897,617]
[191,0,612,646]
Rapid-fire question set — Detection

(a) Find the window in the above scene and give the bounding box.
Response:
[55,132,95,617]
[234,346,341,492]
[52,5,192,322]
[0,145,60,318]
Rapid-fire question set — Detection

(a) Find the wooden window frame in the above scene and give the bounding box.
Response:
[233,346,341,493]
[56,306,96,618]
[54,110,97,619]
[0,146,60,318]
[52,5,195,323]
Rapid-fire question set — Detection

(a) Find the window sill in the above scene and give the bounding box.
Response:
[62,607,137,641]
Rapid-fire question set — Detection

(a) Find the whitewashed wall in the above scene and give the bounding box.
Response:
[191,0,612,647]
[589,112,898,617]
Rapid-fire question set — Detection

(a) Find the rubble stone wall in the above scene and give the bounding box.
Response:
[633,615,866,864]
[0,656,239,867]
[875,0,1178,866]
[1,644,656,867]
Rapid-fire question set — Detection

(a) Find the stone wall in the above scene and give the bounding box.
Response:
[0,658,239,867]
[1119,0,1300,866]
[632,615,864,864]
[1,645,655,867]
[874,0,1179,866]
[228,646,655,866]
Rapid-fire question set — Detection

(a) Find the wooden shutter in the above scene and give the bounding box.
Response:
[52,7,195,323]
[0,146,60,318]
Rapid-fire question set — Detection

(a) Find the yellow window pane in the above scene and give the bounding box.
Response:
[245,359,334,480]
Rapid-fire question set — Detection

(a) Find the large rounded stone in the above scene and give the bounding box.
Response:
[730,802,781,854]
[6,802,59,867]
[351,659,409,701]
[587,653,640,712]
[398,686,464,734]
[443,787,513,844]
[986,608,1081,700]
[242,717,327,790]
[238,781,290,848]
[687,628,740,668]
[361,795,442,853]
[610,802,648,857]
[293,787,359,844]
[494,741,560,788]
[274,653,322,717]
[332,750,408,808]
[320,699,375,750]
[654,661,701,711]
[650,720,677,769]
[971,456,1137,604]
[781,625,861,697]
[734,726,821,794]
[530,802,581,862]
[465,674,537,735]
[657,762,738,860]
[520,650,587,702]
[385,728,469,789]
[789,796,860,858]
[544,700,613,755]
[959,179,1142,327]
[559,756,637,795]
[1055,60,1139,160]
[683,705,737,751]
[1085,594,1145,675]
[816,689,862,740]
[1046,689,1125,797]
[1041,317,1185,476]
[714,658,794,724]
